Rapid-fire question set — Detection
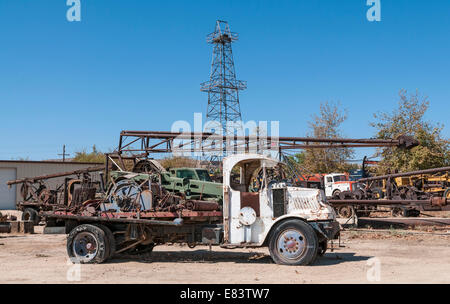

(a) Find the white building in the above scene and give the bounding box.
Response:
[0,160,102,210]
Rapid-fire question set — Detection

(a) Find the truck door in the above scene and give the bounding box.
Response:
[325,175,333,197]
[226,159,263,245]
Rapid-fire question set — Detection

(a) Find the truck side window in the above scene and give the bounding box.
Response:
[230,160,262,192]
[196,169,212,182]
[326,177,333,183]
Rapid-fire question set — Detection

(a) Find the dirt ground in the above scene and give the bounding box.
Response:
[1,229,449,284]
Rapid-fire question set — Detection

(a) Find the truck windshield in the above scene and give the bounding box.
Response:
[196,169,212,182]
[176,169,197,180]
[333,175,348,182]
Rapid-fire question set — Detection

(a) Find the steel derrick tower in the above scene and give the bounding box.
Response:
[201,20,246,139]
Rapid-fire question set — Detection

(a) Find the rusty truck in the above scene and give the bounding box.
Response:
[44,154,340,266]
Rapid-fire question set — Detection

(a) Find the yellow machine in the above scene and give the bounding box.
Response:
[376,172,450,201]
[391,172,450,198]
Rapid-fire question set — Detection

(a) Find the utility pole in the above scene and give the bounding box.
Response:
[58,145,70,162]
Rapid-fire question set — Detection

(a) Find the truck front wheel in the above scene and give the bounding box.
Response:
[268,219,319,266]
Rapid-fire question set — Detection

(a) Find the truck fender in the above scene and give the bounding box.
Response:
[261,215,310,246]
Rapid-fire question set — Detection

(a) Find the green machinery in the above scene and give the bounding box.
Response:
[109,167,223,203]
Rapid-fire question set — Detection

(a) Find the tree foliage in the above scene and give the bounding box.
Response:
[371,89,450,173]
[159,156,199,169]
[72,145,105,163]
[292,101,355,174]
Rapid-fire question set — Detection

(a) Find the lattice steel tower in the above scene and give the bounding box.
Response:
[201,20,246,137]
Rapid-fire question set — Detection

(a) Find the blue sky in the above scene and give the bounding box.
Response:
[0,0,449,161]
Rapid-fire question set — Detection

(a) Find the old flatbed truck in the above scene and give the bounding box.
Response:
[45,154,340,266]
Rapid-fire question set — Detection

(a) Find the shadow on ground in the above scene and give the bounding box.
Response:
[313,252,372,266]
[108,249,371,266]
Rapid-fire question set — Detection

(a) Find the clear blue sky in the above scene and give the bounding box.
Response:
[0,0,449,161]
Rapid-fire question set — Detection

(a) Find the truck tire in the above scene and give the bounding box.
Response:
[371,187,384,199]
[337,205,354,218]
[67,224,109,264]
[93,224,116,260]
[22,208,40,225]
[268,219,318,266]
[332,190,341,199]
[391,207,404,217]
[444,188,450,199]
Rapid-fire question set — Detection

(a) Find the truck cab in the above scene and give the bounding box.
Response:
[324,173,355,198]
[222,154,340,265]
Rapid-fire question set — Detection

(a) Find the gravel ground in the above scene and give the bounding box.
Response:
[0,229,449,284]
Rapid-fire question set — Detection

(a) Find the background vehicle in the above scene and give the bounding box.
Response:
[323,173,359,199]
[161,167,223,202]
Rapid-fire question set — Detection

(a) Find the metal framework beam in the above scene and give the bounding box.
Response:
[113,130,418,157]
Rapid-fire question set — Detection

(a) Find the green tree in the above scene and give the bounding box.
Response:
[293,101,355,173]
[160,156,198,169]
[371,89,450,173]
[72,145,105,163]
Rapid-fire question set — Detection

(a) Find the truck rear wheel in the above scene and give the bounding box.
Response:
[268,219,318,266]
[67,224,109,264]
[444,188,450,199]
[93,224,116,260]
[22,208,40,225]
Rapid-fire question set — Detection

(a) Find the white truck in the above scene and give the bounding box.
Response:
[323,173,358,199]
[46,153,340,266]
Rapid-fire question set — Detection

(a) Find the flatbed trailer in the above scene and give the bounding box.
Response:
[329,166,450,217]
[329,197,450,218]
[45,208,225,261]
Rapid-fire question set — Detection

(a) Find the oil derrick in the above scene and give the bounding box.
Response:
[201,20,246,151]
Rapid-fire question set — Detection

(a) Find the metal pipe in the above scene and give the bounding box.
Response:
[328,199,433,205]
[120,130,416,145]
[7,165,105,186]
[358,166,450,182]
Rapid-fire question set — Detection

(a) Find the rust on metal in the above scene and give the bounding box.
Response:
[240,192,260,216]
[358,166,450,183]
[6,165,105,186]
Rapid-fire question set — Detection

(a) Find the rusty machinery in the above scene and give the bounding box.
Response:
[6,161,221,228]
[6,166,104,224]
[104,131,430,217]
[6,131,421,224]
[329,166,450,217]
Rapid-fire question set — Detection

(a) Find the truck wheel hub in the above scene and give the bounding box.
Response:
[73,232,98,262]
[278,229,305,259]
